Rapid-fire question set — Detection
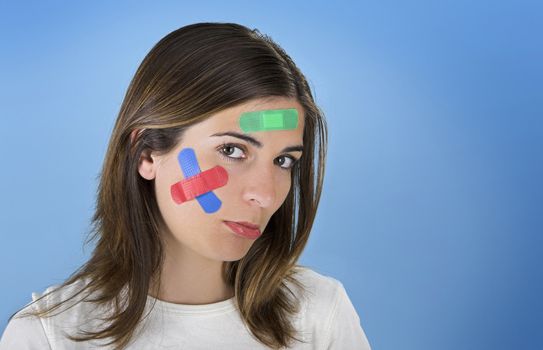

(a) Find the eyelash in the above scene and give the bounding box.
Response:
[217,142,299,171]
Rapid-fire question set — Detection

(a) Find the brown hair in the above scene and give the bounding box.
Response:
[12,22,327,349]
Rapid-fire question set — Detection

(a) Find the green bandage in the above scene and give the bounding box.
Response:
[239,108,298,132]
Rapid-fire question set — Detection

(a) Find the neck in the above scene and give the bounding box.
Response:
[148,234,234,305]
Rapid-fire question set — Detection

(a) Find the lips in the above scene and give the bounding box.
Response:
[223,221,262,239]
[235,221,259,229]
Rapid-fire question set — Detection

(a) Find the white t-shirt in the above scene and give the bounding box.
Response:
[1,266,371,349]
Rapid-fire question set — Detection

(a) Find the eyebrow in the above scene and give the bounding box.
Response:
[210,131,304,153]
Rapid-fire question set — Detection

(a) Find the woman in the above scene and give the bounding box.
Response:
[0,22,371,349]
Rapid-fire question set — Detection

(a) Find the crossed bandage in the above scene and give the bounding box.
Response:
[170,148,228,213]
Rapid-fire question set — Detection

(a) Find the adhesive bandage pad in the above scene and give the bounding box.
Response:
[171,148,227,213]
[239,108,298,132]
[170,165,228,204]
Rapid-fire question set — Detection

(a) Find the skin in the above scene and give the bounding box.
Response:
[137,96,305,305]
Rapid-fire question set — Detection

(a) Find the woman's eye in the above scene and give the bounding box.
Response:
[218,143,297,169]
[275,155,296,170]
[219,144,246,160]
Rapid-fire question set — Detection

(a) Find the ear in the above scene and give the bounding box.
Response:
[131,129,157,181]
[137,149,157,180]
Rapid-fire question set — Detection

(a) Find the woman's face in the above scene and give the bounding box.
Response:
[138,97,305,262]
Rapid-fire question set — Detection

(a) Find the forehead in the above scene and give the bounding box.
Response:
[195,97,305,133]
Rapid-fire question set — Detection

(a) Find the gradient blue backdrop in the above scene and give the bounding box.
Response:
[1,1,542,349]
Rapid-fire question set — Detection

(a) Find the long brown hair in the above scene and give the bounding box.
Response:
[12,22,327,349]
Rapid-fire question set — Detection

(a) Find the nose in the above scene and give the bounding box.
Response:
[241,164,276,208]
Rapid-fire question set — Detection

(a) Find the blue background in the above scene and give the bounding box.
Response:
[1,1,542,349]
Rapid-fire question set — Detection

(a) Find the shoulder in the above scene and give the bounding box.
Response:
[288,265,349,317]
[2,278,113,349]
[288,265,350,318]
[290,265,342,298]
[29,278,101,326]
[288,265,372,349]
[0,303,51,350]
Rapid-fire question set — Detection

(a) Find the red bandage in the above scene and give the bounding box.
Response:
[170,165,228,204]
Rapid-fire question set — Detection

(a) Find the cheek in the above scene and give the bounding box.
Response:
[161,148,227,214]
[274,172,293,208]
[155,163,200,217]
[211,166,242,202]
[283,174,293,196]
[156,173,182,220]
[157,173,219,239]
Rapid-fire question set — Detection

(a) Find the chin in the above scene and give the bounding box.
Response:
[219,248,251,262]
[207,244,253,263]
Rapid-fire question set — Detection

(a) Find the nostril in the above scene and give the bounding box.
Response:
[250,198,263,207]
